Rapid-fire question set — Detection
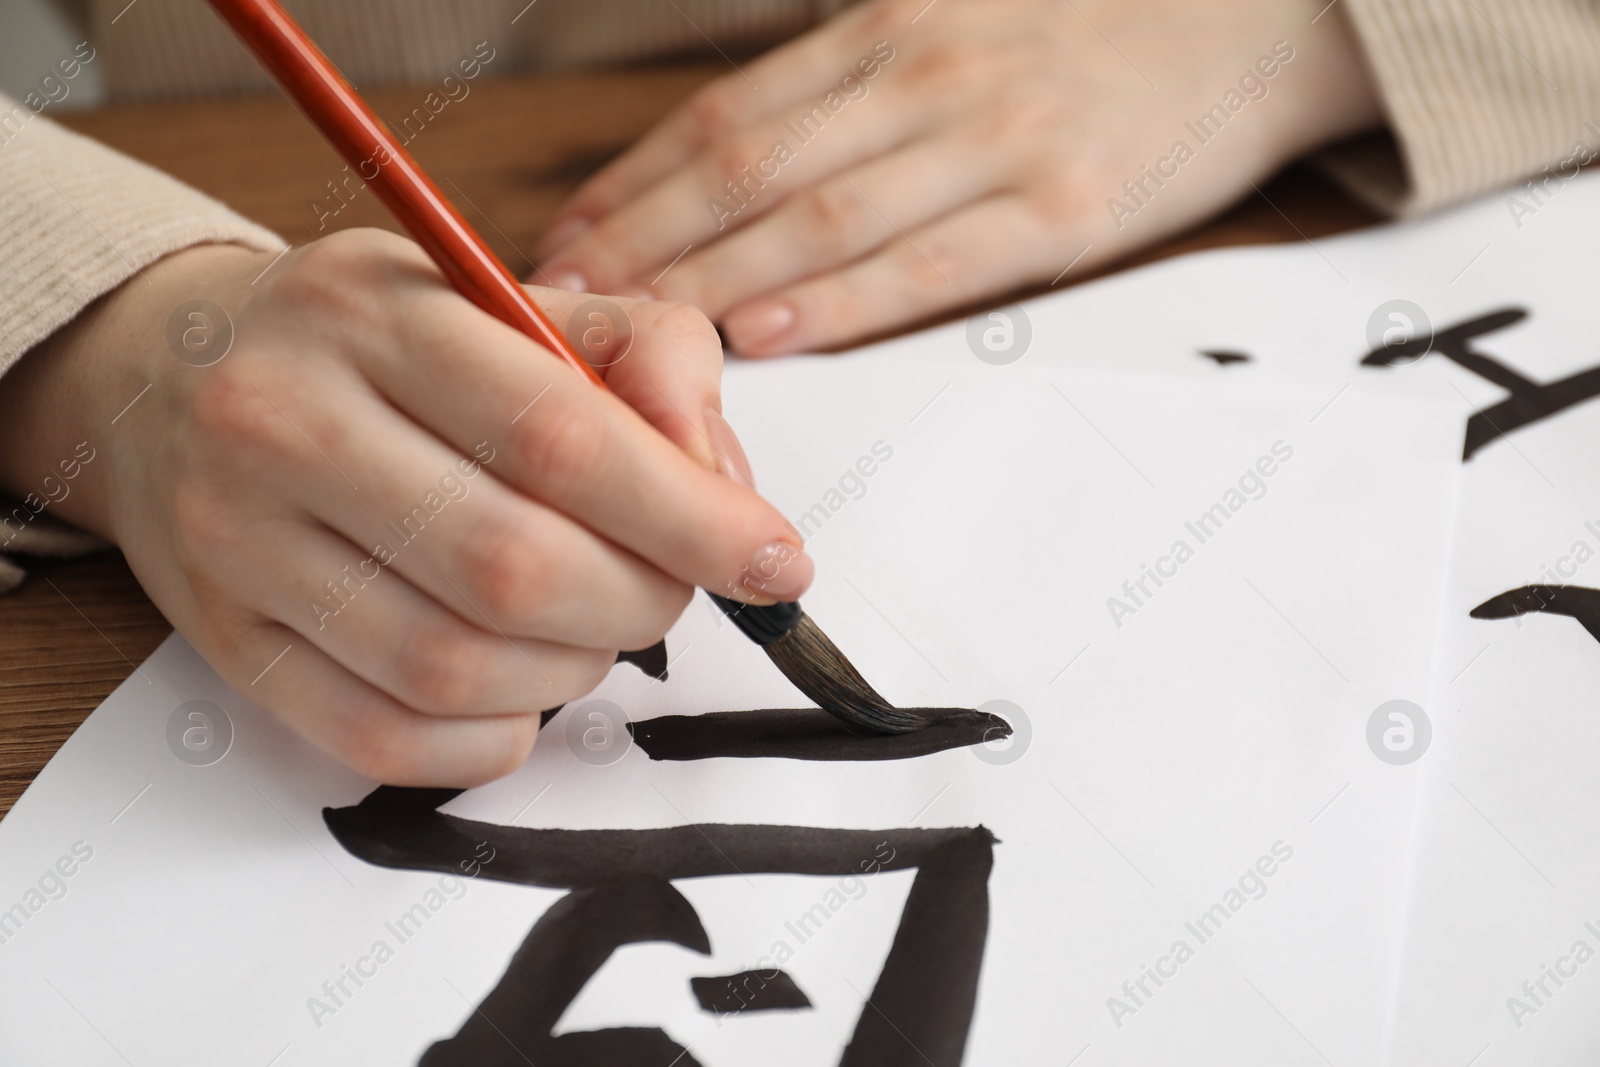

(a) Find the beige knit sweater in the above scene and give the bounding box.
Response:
[2,0,1598,588]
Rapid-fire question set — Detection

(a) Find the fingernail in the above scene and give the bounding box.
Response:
[544,267,588,293]
[536,215,590,258]
[733,541,814,603]
[724,300,795,351]
[704,407,755,488]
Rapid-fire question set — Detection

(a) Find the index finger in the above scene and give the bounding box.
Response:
[358,278,812,602]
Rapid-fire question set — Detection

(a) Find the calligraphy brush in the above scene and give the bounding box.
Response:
[205,0,922,735]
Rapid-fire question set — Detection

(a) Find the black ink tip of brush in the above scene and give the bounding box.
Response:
[707,593,925,735]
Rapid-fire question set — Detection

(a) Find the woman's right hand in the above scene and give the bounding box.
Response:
[0,228,812,786]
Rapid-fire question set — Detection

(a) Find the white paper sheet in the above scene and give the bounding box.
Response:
[6,171,1599,1066]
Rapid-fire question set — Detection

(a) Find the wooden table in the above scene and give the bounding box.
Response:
[0,64,1379,817]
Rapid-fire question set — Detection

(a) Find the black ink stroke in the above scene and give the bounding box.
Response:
[1361,307,1600,460]
[325,787,996,1066]
[538,641,1004,762]
[691,969,812,1015]
[1199,349,1251,365]
[1471,584,1600,645]
[616,640,669,681]
[420,876,710,1066]
[628,706,1010,762]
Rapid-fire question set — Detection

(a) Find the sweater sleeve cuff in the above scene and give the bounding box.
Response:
[0,92,284,378]
[1316,0,1600,216]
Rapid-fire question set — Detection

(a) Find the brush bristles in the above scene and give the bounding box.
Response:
[763,613,925,734]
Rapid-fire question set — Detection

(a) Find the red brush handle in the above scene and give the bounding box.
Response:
[205,0,604,387]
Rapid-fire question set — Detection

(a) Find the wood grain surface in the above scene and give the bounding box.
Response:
[0,62,1378,818]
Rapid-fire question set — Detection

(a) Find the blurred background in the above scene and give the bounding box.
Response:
[1,0,102,107]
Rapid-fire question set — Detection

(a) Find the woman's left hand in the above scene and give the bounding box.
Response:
[534,0,1381,356]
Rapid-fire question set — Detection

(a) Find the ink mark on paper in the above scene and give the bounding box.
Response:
[422,874,709,1065]
[628,706,1010,762]
[1361,307,1600,459]
[1199,349,1251,366]
[325,786,996,1066]
[691,969,812,1015]
[616,640,669,681]
[539,640,1007,762]
[1471,585,1600,645]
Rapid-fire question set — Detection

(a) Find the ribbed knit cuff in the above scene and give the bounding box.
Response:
[0,93,283,378]
[1322,0,1600,216]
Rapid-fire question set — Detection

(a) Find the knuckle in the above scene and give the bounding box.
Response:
[796,183,871,255]
[456,512,558,624]
[903,45,985,96]
[979,95,1054,156]
[340,701,431,784]
[187,363,296,457]
[895,234,962,290]
[909,250,960,291]
[685,78,751,142]
[706,132,772,191]
[396,623,494,717]
[195,367,347,464]
[1030,180,1092,230]
[512,398,606,503]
